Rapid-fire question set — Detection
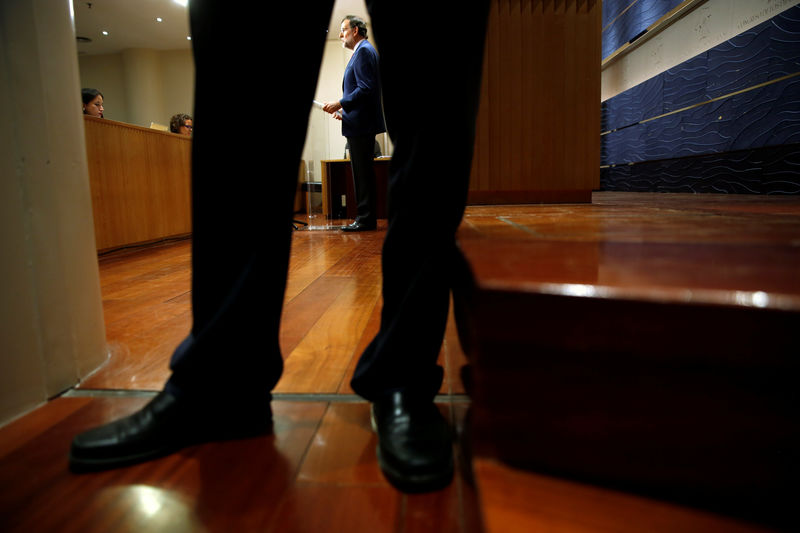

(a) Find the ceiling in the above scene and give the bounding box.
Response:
[73,0,369,56]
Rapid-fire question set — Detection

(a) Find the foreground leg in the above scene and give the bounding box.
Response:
[352,0,490,492]
[70,0,334,472]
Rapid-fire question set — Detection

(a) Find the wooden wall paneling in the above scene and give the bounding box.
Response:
[506,0,524,192]
[579,0,602,192]
[520,0,535,192]
[531,0,548,197]
[565,0,581,191]
[486,0,503,193]
[469,0,600,205]
[472,39,491,193]
[540,0,566,196]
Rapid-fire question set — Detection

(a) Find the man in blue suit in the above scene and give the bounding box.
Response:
[70,1,489,494]
[324,15,385,232]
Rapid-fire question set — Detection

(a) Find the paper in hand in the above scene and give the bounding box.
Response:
[313,100,341,117]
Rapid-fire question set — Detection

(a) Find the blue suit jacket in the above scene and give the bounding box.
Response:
[340,40,386,138]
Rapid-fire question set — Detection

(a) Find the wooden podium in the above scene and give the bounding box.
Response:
[469,0,601,204]
[320,158,392,219]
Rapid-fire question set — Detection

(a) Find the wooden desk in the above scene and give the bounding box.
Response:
[320,158,391,219]
[84,116,192,251]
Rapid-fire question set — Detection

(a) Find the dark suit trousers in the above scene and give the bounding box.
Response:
[165,0,489,405]
[347,135,378,224]
[164,0,335,402]
[350,2,490,401]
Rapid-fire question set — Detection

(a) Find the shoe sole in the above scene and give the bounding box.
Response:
[69,442,180,473]
[69,421,273,473]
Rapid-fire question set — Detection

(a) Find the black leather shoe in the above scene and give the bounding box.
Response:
[370,391,454,493]
[341,220,376,232]
[69,391,272,473]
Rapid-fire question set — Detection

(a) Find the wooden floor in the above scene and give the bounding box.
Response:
[1,192,798,532]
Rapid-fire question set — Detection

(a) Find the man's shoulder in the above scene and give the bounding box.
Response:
[356,39,378,57]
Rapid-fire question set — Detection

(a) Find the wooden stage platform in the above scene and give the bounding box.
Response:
[0,192,797,532]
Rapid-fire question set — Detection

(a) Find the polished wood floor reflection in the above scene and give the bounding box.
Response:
[0,397,476,533]
[81,221,467,395]
[2,192,797,532]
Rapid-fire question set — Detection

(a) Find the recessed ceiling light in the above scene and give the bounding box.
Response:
[187,36,192,40]
[156,17,163,22]
[101,30,109,36]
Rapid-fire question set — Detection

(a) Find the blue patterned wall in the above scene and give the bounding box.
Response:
[602,0,684,59]
[600,5,800,194]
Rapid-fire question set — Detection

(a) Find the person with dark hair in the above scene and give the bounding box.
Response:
[81,88,104,118]
[170,113,193,135]
[323,15,385,232]
[69,1,490,494]
[342,13,368,39]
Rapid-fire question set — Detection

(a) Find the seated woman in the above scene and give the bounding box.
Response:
[170,113,193,136]
[82,88,104,118]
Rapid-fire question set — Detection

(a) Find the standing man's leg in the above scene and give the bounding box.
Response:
[346,134,378,229]
[69,1,336,471]
[163,0,335,406]
[352,1,490,492]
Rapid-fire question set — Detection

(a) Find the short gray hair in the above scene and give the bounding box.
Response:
[342,15,368,39]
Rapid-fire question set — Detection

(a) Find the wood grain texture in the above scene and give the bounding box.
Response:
[469,0,601,204]
[474,457,779,533]
[0,398,328,533]
[80,240,192,390]
[456,192,800,529]
[4,193,797,531]
[83,221,463,395]
[84,116,192,252]
[0,398,477,533]
[320,159,391,219]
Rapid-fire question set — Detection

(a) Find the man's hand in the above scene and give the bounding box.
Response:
[322,101,343,114]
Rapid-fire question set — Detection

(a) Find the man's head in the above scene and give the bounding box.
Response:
[340,15,368,50]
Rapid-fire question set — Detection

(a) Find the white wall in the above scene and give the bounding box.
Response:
[160,49,196,124]
[79,48,194,127]
[602,0,800,101]
[302,40,352,180]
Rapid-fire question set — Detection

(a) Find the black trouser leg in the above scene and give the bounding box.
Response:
[166,1,335,400]
[348,134,378,224]
[351,1,490,401]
